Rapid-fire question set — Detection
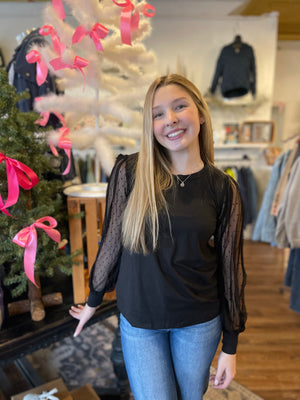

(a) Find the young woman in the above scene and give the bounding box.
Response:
[70,74,247,400]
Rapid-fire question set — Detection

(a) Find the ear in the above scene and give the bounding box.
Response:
[199,116,205,125]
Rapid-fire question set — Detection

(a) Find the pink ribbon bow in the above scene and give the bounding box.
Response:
[54,126,72,175]
[0,153,39,217]
[46,113,72,176]
[26,50,48,86]
[72,23,109,51]
[39,25,66,56]
[112,0,155,46]
[52,0,65,20]
[143,3,155,18]
[49,55,88,90]
[34,98,65,128]
[35,109,51,127]
[33,102,72,176]
[13,217,61,286]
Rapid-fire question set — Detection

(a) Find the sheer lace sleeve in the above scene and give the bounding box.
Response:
[215,173,247,354]
[87,155,128,307]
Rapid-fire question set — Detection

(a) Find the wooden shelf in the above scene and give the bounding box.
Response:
[215,143,269,150]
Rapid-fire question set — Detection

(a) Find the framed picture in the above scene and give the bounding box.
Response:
[239,121,275,143]
[224,123,239,144]
[239,123,252,143]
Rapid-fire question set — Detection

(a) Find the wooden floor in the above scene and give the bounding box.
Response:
[213,240,300,400]
[1,240,299,400]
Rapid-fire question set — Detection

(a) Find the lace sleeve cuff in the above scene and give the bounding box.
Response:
[222,329,238,354]
[87,289,106,307]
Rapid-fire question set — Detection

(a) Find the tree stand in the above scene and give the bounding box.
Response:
[8,277,63,321]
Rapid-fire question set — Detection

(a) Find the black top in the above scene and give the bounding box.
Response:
[117,167,220,328]
[88,153,247,354]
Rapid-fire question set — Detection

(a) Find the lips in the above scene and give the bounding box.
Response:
[167,129,185,138]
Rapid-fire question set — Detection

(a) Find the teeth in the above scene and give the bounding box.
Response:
[167,130,184,138]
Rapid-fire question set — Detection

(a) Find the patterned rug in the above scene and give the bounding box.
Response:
[27,315,263,400]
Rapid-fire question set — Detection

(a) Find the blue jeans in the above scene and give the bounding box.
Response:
[120,314,222,400]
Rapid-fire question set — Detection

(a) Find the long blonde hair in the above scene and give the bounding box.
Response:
[122,74,214,254]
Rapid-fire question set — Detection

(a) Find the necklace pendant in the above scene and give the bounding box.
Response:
[180,182,185,187]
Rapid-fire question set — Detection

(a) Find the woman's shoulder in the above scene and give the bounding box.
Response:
[126,152,139,166]
[206,163,231,185]
[116,152,138,166]
[113,152,138,174]
[114,152,138,193]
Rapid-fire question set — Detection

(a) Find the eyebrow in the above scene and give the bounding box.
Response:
[152,96,189,111]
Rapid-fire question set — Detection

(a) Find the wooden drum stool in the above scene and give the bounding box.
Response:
[64,183,108,304]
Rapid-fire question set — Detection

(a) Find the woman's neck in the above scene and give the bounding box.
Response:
[170,152,204,175]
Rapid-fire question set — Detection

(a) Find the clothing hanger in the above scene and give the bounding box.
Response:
[232,35,242,53]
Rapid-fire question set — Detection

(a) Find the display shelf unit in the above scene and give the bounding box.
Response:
[214,143,269,149]
[214,143,269,165]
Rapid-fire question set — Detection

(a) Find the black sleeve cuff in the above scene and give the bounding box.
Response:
[222,330,238,354]
[87,289,105,308]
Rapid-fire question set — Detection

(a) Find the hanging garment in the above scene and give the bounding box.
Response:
[284,249,300,314]
[224,167,237,180]
[271,143,300,216]
[6,29,57,112]
[252,151,290,244]
[275,156,300,249]
[210,40,256,99]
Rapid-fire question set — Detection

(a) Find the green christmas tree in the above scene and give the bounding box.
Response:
[0,68,73,319]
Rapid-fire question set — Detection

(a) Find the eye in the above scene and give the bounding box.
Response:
[176,104,187,111]
[153,112,163,119]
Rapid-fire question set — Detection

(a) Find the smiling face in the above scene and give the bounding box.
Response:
[152,84,204,157]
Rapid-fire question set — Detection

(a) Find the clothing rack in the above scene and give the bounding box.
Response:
[215,154,254,168]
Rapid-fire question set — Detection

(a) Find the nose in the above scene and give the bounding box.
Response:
[166,110,178,126]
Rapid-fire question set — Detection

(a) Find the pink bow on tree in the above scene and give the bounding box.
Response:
[52,0,65,20]
[13,217,61,286]
[34,98,64,128]
[49,55,88,90]
[112,0,155,46]
[39,25,66,56]
[26,50,48,86]
[54,126,72,176]
[72,23,109,51]
[0,153,39,217]
[33,100,72,176]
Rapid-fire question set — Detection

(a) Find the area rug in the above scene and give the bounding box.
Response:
[27,315,263,400]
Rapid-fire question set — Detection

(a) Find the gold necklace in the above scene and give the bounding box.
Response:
[176,174,192,188]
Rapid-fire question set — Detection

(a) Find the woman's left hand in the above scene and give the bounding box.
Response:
[210,351,236,389]
[69,303,97,337]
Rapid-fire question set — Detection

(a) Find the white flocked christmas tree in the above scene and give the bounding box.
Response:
[31,0,157,181]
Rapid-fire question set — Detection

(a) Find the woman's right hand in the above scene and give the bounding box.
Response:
[69,303,96,337]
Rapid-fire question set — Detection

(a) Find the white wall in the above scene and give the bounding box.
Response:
[0,2,46,64]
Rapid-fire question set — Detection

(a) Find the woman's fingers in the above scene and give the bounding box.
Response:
[69,303,97,337]
[69,305,84,319]
[74,322,84,337]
